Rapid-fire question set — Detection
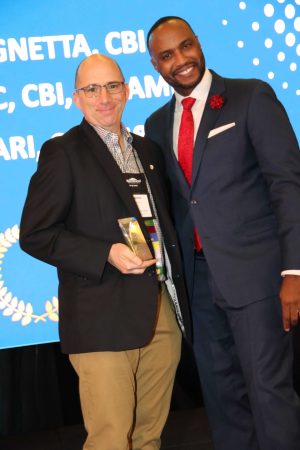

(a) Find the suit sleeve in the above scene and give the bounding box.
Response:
[19,139,111,280]
[248,81,300,269]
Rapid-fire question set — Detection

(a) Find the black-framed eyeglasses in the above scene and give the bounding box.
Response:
[74,81,125,98]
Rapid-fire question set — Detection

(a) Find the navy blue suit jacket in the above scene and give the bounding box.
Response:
[145,70,300,307]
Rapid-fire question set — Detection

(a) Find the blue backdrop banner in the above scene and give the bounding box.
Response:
[0,0,299,348]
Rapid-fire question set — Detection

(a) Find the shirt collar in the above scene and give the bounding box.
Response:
[174,68,212,108]
[90,122,133,146]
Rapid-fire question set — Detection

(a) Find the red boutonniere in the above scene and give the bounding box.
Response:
[209,94,225,110]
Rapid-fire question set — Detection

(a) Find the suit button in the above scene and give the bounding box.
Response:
[148,269,155,277]
[190,199,197,205]
[174,274,180,279]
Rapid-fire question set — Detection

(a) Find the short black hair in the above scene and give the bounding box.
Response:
[146,16,195,50]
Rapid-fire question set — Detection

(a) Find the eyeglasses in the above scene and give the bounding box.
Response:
[74,81,125,98]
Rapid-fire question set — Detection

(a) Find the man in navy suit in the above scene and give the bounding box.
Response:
[145,16,300,450]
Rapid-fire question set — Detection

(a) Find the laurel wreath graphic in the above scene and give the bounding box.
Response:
[0,225,59,326]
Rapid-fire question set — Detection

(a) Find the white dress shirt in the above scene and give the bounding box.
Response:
[173,68,212,158]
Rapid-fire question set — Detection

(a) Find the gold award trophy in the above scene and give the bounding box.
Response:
[118,217,153,260]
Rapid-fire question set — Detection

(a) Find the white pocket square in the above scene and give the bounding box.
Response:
[208,122,236,138]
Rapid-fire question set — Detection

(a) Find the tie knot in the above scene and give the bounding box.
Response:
[182,97,196,111]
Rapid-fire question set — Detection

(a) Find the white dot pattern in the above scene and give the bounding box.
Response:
[285,32,296,46]
[285,4,296,19]
[265,38,273,48]
[294,17,300,31]
[264,4,275,17]
[274,19,286,33]
[222,1,300,94]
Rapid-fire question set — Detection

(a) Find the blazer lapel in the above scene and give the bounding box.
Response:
[79,119,141,218]
[192,72,226,186]
[133,136,168,214]
[163,97,191,198]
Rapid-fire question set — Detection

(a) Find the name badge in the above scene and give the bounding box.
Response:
[124,173,154,219]
[133,194,152,218]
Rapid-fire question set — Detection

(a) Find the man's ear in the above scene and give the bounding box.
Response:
[125,83,130,100]
[195,35,201,48]
[151,57,158,71]
[73,92,81,111]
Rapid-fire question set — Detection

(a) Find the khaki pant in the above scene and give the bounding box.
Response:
[69,283,181,450]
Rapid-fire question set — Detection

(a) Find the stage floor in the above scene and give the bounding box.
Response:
[1,407,213,450]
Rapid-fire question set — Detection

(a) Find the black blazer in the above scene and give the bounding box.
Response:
[145,70,300,306]
[20,119,191,353]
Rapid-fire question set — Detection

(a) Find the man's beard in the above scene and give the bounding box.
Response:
[166,62,205,93]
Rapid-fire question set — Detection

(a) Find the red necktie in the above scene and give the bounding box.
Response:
[178,97,202,252]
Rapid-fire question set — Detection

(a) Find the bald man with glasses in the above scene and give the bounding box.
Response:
[20,54,191,450]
